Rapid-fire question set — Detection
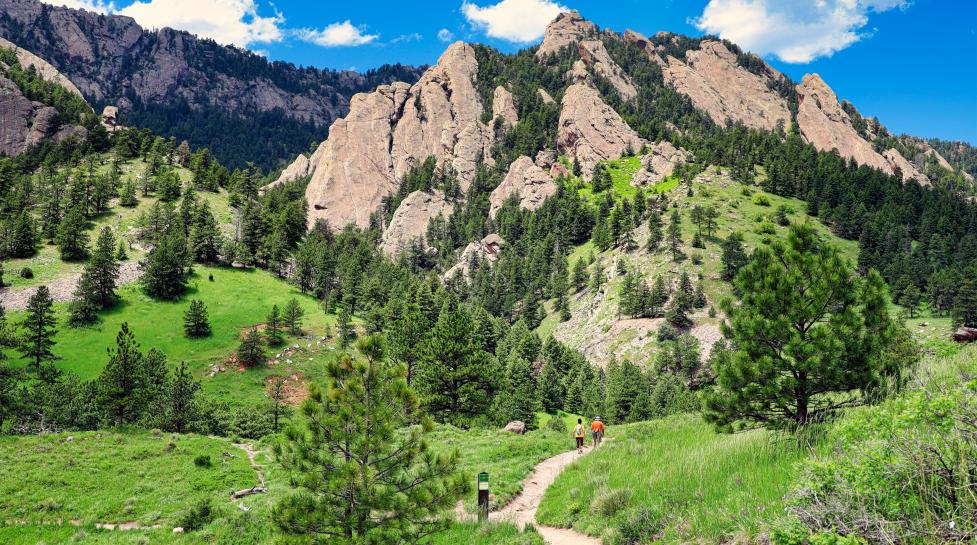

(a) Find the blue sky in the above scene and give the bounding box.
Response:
[51,0,977,143]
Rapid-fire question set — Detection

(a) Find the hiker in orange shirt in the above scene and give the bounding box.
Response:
[591,416,605,447]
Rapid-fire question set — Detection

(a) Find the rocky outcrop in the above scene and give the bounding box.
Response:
[380,189,452,257]
[557,82,642,179]
[577,40,637,100]
[883,148,929,185]
[658,40,790,131]
[796,74,893,175]
[631,141,688,186]
[0,74,82,155]
[444,234,504,279]
[0,36,82,97]
[537,88,555,104]
[268,140,328,189]
[536,11,596,59]
[493,85,518,129]
[305,42,491,229]
[489,156,558,217]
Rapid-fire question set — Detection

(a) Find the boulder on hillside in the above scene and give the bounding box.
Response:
[0,75,84,155]
[536,11,596,59]
[444,234,504,279]
[952,327,977,343]
[490,156,558,218]
[631,141,688,186]
[380,189,452,257]
[557,82,643,179]
[503,421,527,434]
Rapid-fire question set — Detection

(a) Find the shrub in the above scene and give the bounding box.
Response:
[547,415,568,433]
[616,507,672,545]
[752,193,771,206]
[193,454,213,468]
[20,267,33,279]
[755,221,776,235]
[656,323,678,342]
[590,487,632,517]
[178,498,215,531]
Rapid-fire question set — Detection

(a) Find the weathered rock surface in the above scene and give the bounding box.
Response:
[271,153,310,187]
[503,421,527,434]
[444,234,504,279]
[631,141,688,186]
[577,39,637,100]
[883,148,929,185]
[660,40,790,131]
[952,327,977,343]
[493,85,518,129]
[537,88,555,104]
[796,74,894,175]
[557,82,642,179]
[536,11,596,59]
[0,35,83,97]
[380,189,452,257]
[0,74,81,155]
[489,156,558,218]
[305,42,492,229]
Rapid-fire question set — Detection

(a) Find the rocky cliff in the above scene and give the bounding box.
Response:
[380,189,452,257]
[0,0,422,169]
[557,82,642,179]
[489,155,558,218]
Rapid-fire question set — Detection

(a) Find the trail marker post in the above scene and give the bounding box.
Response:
[477,472,489,522]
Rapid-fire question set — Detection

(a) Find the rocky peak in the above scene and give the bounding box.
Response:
[492,85,518,129]
[576,39,637,100]
[489,155,558,218]
[557,82,642,179]
[536,10,597,59]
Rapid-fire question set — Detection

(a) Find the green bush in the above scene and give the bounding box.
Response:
[178,498,215,531]
[193,454,213,468]
[752,193,771,206]
[590,487,631,517]
[20,267,33,279]
[546,415,567,433]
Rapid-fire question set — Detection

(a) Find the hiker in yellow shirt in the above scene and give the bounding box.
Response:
[574,418,586,453]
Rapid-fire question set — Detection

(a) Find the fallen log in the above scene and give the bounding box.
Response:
[230,486,267,500]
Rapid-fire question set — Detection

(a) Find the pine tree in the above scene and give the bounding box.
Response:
[536,362,563,413]
[189,202,221,263]
[647,211,663,252]
[238,327,265,367]
[142,231,189,300]
[167,362,199,433]
[667,208,683,261]
[720,232,748,280]
[183,300,211,338]
[273,336,466,543]
[649,276,669,318]
[18,286,57,369]
[266,304,283,346]
[691,231,705,249]
[571,259,588,292]
[96,322,146,426]
[337,305,355,349]
[704,225,902,431]
[283,298,305,336]
[11,210,37,257]
[84,227,120,309]
[901,284,921,319]
[55,206,90,261]
[116,239,128,261]
[492,355,539,428]
[119,180,138,207]
[952,266,977,327]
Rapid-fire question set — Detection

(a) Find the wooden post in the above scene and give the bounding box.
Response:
[477,472,489,522]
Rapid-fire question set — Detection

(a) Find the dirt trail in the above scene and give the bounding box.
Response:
[491,446,603,545]
[234,442,265,488]
[0,261,141,311]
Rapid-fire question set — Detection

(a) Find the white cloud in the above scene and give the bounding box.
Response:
[43,0,115,13]
[462,0,567,43]
[437,28,455,42]
[115,0,284,47]
[693,0,908,63]
[391,32,423,44]
[296,20,378,47]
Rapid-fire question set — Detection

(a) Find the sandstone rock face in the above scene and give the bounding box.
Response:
[0,36,83,97]
[632,141,688,186]
[557,82,642,179]
[796,74,893,175]
[578,40,637,100]
[535,149,557,168]
[493,85,518,128]
[489,156,558,218]
[305,42,491,229]
[0,75,81,155]
[444,234,504,279]
[380,189,452,257]
[536,11,596,59]
[883,148,929,185]
[273,154,310,186]
[537,88,555,104]
[661,41,790,131]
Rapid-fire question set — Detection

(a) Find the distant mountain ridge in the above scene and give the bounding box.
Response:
[0,0,423,169]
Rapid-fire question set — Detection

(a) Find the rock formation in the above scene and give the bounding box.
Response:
[489,156,558,218]
[380,189,452,257]
[537,88,555,104]
[493,85,518,129]
[557,82,642,179]
[304,42,491,229]
[0,74,83,156]
[536,10,596,59]
[658,40,790,132]
[444,234,504,279]
[631,141,688,186]
[577,40,637,100]
[0,35,83,97]
[883,148,929,185]
[795,74,894,175]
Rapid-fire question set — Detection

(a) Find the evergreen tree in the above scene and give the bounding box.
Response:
[720,232,748,280]
[183,300,211,338]
[119,180,138,207]
[952,266,977,327]
[704,225,903,431]
[116,239,128,261]
[96,322,146,426]
[273,336,466,544]
[167,362,200,433]
[18,286,57,369]
[492,355,539,428]
[238,327,265,367]
[649,276,669,317]
[571,259,588,292]
[55,206,89,261]
[266,305,283,346]
[142,232,190,300]
[667,208,683,261]
[10,210,37,257]
[283,298,305,336]
[901,284,921,319]
[646,211,663,252]
[536,362,563,413]
[82,227,120,309]
[337,305,355,349]
[189,202,221,262]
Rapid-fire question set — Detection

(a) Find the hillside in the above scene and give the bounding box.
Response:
[0,0,423,170]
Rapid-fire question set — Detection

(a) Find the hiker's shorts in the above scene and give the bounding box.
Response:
[592,431,603,442]
[575,437,584,448]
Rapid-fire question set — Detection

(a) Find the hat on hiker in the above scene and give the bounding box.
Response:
[595,416,601,421]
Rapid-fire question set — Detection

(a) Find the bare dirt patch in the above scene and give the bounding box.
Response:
[0,261,141,311]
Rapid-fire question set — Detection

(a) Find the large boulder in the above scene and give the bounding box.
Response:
[795,74,894,176]
[444,234,504,279]
[952,327,977,343]
[489,156,558,218]
[503,421,527,435]
[658,40,790,132]
[380,189,452,257]
[631,141,688,186]
[557,82,642,179]
[304,42,491,229]
[536,11,596,59]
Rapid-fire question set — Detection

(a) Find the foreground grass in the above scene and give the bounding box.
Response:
[424,522,545,545]
[536,414,814,543]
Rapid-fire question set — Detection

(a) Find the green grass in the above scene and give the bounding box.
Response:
[5,265,338,406]
[0,430,255,528]
[535,413,816,543]
[423,522,545,545]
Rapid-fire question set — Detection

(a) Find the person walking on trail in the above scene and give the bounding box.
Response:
[591,416,605,447]
[574,418,586,453]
